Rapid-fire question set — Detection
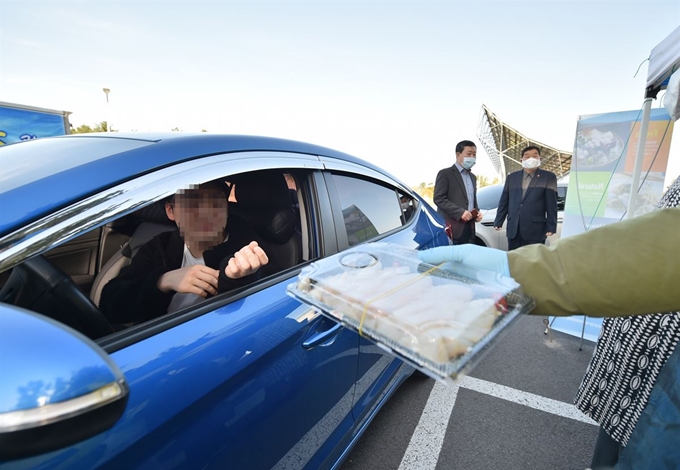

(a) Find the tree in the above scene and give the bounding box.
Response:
[412,176,500,204]
[477,175,500,188]
[413,182,435,201]
[201,129,207,133]
[71,121,115,134]
[171,127,181,132]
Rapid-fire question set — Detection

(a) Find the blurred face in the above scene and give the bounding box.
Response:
[166,187,228,250]
[284,174,297,190]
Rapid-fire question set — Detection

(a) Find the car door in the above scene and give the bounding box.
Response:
[95,284,359,470]
[5,288,360,470]
[475,184,506,250]
[1,154,360,470]
[320,166,440,426]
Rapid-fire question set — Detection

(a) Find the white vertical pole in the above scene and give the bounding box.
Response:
[627,98,653,219]
[107,92,111,133]
[103,88,111,132]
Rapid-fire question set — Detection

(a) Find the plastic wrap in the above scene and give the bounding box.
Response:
[287,242,535,383]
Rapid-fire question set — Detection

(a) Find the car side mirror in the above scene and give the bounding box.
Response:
[0,306,129,460]
[557,197,565,211]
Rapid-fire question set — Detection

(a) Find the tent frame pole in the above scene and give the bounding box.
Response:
[626,97,653,219]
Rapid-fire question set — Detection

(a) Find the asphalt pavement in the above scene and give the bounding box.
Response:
[341,314,600,470]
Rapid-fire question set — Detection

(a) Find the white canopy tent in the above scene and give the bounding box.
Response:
[646,27,680,96]
[627,26,680,218]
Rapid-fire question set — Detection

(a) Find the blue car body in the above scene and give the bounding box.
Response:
[0,134,447,469]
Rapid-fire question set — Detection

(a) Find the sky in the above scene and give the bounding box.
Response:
[1,0,679,188]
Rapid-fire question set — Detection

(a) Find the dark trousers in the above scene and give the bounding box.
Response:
[451,221,474,245]
[508,225,545,251]
[591,427,621,469]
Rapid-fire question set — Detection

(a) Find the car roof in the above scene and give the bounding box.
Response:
[0,133,390,236]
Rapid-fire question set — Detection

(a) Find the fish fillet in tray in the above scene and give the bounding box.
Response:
[287,242,535,383]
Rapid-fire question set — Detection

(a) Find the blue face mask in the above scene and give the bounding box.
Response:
[461,157,476,170]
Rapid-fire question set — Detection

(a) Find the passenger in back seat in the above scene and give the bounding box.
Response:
[99,181,269,325]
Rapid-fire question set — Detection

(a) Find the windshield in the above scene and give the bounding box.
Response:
[476,184,503,210]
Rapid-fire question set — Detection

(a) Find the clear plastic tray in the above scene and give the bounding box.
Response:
[287,242,535,384]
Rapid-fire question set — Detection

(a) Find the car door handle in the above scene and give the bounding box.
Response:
[303,323,343,349]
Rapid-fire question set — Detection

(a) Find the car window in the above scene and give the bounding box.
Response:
[332,174,404,246]
[0,168,311,342]
[476,184,504,210]
[397,190,418,225]
[557,185,567,211]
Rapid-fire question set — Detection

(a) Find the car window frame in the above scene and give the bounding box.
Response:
[325,170,415,251]
[102,169,341,353]
[0,151,335,351]
[318,155,421,248]
[396,189,420,226]
[318,156,413,195]
[0,151,323,272]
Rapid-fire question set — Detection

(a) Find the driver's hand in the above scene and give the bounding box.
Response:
[158,265,219,297]
[225,241,269,279]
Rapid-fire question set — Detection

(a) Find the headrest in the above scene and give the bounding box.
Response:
[243,208,297,244]
[231,171,296,243]
[232,170,292,210]
[133,200,175,226]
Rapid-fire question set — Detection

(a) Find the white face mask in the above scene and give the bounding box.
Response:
[522,157,540,169]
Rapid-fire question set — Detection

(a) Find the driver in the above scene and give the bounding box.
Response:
[99,181,268,324]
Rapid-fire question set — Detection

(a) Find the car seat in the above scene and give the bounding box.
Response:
[90,200,176,306]
[229,170,301,277]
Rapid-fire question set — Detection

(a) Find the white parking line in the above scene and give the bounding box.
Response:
[398,376,596,470]
[461,377,597,425]
[397,380,459,470]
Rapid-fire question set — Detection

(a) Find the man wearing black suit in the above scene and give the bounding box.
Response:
[493,146,558,250]
[433,140,483,245]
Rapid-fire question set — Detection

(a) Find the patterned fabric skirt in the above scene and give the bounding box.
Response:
[573,175,680,445]
[574,312,680,445]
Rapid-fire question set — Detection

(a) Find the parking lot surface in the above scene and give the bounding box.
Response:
[342,314,600,470]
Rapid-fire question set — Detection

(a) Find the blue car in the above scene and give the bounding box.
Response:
[0,133,448,469]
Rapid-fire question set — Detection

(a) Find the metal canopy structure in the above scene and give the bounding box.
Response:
[477,104,572,181]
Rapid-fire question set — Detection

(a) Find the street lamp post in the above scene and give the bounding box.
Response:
[102,88,111,132]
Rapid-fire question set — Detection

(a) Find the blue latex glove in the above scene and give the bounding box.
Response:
[418,244,511,277]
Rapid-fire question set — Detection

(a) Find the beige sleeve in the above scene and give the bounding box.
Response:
[507,207,680,317]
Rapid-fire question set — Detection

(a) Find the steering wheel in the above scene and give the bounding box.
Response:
[0,255,114,339]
